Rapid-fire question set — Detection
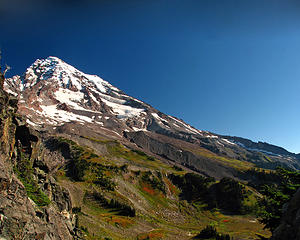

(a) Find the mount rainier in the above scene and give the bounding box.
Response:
[5,56,300,176]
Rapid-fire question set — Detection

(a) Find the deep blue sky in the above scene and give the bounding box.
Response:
[1,0,300,153]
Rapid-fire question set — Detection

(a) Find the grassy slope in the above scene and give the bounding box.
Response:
[55,136,270,240]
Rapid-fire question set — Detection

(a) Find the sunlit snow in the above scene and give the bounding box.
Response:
[102,99,145,118]
[221,138,236,145]
[54,88,85,111]
[40,105,93,124]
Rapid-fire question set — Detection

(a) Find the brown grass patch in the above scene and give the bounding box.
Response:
[138,230,164,240]
[105,215,134,228]
[142,183,156,195]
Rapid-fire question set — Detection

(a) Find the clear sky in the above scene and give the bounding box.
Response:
[1,0,300,153]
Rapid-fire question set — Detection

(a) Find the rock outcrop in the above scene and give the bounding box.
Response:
[0,80,78,239]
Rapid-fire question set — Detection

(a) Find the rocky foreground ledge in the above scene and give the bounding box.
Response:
[0,84,81,239]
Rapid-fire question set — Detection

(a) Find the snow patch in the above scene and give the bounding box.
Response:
[102,99,145,118]
[54,88,85,110]
[39,105,93,124]
[95,121,104,126]
[152,113,170,129]
[96,91,126,105]
[168,116,200,134]
[132,126,148,132]
[207,135,218,139]
[26,119,38,126]
[84,74,108,93]
[221,138,236,145]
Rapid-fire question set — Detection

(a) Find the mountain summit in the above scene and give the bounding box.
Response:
[5,57,300,175]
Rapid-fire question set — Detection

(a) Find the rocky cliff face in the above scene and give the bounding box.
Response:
[0,79,79,239]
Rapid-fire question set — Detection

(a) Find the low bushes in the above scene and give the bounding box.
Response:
[169,173,214,202]
[57,137,117,190]
[193,225,231,240]
[169,173,255,214]
[141,171,165,193]
[87,192,135,217]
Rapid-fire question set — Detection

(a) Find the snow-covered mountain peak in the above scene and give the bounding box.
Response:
[5,57,150,129]
[4,56,205,139]
[23,56,115,94]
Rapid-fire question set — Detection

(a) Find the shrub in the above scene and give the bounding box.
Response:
[257,167,300,232]
[120,164,128,172]
[210,177,248,214]
[193,225,231,240]
[172,165,183,171]
[141,171,165,193]
[67,157,89,181]
[72,207,81,214]
[88,192,135,217]
[132,149,147,156]
[169,173,214,202]
[109,199,135,217]
[92,164,116,191]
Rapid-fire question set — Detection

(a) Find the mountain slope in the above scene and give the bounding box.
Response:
[4,56,300,175]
